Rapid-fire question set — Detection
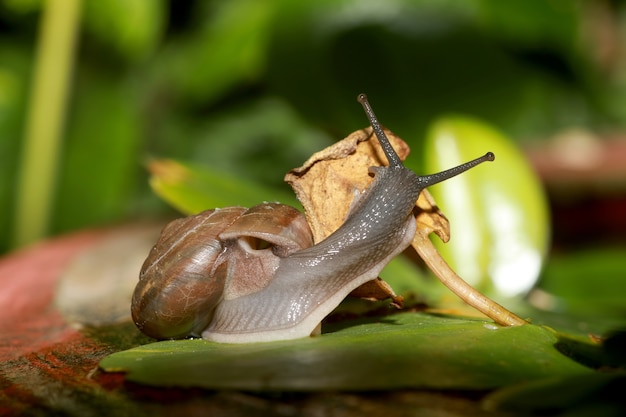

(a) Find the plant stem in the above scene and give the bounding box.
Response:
[13,0,82,247]
[413,231,527,326]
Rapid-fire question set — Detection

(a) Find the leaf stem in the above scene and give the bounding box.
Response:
[412,231,527,326]
[13,0,82,247]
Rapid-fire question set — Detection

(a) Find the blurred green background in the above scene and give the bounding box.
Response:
[2,0,625,258]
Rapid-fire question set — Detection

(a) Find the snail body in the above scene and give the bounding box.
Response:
[132,94,494,343]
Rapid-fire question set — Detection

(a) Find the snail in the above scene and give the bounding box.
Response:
[131,94,495,343]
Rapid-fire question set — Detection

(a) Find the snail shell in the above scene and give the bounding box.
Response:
[131,203,312,339]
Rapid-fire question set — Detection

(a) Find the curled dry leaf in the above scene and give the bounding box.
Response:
[285,127,526,326]
[285,127,449,307]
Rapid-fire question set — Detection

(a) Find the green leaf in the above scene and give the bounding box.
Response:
[380,254,429,296]
[477,0,580,52]
[157,0,273,103]
[83,0,166,61]
[148,159,299,215]
[538,247,626,316]
[188,97,333,189]
[100,312,591,391]
[52,70,141,233]
[424,116,550,297]
[0,42,30,252]
[484,373,626,415]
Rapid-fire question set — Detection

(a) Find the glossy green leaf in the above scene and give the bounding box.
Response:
[148,159,299,215]
[424,117,550,297]
[100,312,591,391]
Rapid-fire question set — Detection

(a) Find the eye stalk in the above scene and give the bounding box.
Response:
[417,151,495,188]
[357,93,403,168]
[357,93,494,187]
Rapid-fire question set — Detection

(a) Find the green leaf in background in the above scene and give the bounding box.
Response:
[156,0,273,104]
[83,0,166,61]
[188,97,333,189]
[537,247,626,317]
[100,312,591,391]
[0,42,30,253]
[476,0,580,52]
[424,116,550,298]
[52,69,142,233]
[148,158,299,215]
[1,0,41,13]
[265,0,598,144]
[483,373,626,415]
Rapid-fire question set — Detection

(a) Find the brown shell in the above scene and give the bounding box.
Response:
[131,203,313,339]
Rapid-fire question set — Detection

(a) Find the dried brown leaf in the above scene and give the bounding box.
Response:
[348,278,404,308]
[285,127,448,304]
[285,127,448,242]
